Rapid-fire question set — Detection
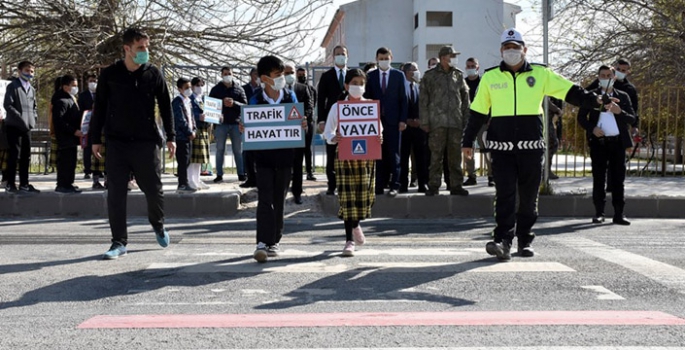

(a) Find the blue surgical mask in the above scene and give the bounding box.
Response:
[133,51,149,65]
[21,72,34,81]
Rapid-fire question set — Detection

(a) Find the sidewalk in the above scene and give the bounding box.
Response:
[0,170,683,218]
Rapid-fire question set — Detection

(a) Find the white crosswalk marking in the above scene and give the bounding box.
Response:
[582,285,625,300]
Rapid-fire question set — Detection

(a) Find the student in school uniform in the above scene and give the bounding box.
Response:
[189,77,211,190]
[172,77,197,192]
[323,68,381,256]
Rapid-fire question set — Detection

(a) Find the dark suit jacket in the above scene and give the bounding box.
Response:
[317,67,347,124]
[364,68,408,127]
[406,81,419,121]
[577,88,636,149]
[289,83,314,123]
[78,91,95,114]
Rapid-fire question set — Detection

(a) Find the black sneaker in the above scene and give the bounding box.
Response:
[450,188,469,196]
[6,184,18,193]
[326,189,335,195]
[83,173,91,180]
[55,186,82,194]
[238,175,247,182]
[592,215,605,224]
[518,243,535,257]
[177,185,197,193]
[267,244,280,257]
[19,184,40,193]
[425,189,439,196]
[213,176,223,183]
[306,173,317,181]
[293,195,303,205]
[487,177,495,187]
[92,182,105,190]
[239,181,256,188]
[612,216,631,226]
[485,240,511,261]
[463,177,477,186]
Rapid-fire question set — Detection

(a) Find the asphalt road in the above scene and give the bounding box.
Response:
[1,216,684,349]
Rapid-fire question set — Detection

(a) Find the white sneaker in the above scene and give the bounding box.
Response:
[253,242,268,263]
[352,226,365,246]
[199,181,210,190]
[342,241,355,257]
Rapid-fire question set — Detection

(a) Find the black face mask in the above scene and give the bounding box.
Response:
[297,76,307,84]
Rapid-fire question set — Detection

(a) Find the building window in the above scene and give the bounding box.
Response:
[426,44,451,60]
[414,13,419,29]
[426,11,452,27]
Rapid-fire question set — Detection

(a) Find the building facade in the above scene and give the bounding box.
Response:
[321,0,522,70]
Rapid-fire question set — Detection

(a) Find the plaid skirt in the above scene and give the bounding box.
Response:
[190,127,210,164]
[335,159,376,221]
[92,139,106,173]
[49,137,58,169]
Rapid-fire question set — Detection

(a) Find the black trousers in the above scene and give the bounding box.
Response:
[304,120,314,175]
[106,140,164,245]
[83,146,92,175]
[400,127,427,190]
[376,127,402,192]
[5,126,31,187]
[256,166,292,245]
[590,138,625,217]
[175,140,191,187]
[491,151,543,244]
[56,146,77,188]
[325,143,337,192]
[244,151,256,182]
[292,148,305,196]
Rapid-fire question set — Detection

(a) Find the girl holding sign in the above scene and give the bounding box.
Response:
[323,68,380,257]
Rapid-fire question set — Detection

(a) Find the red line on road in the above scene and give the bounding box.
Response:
[78,311,685,329]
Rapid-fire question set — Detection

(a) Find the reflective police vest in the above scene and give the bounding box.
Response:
[471,61,573,152]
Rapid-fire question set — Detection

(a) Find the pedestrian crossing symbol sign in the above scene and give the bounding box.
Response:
[288,106,303,120]
[352,140,367,155]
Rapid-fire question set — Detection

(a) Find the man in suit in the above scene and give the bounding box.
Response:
[78,74,97,180]
[577,65,635,226]
[285,62,314,204]
[317,45,349,195]
[297,67,317,181]
[364,47,408,197]
[399,62,427,193]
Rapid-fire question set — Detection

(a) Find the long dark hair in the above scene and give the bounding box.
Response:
[338,68,366,101]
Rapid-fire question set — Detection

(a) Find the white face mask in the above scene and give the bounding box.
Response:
[193,86,203,96]
[348,85,365,99]
[466,68,478,77]
[502,49,523,66]
[599,78,614,90]
[269,75,286,91]
[222,75,233,84]
[182,88,192,97]
[614,70,627,81]
[70,86,79,96]
[88,82,97,92]
[428,64,437,70]
[378,60,391,70]
[450,57,459,66]
[412,71,421,82]
[284,74,296,86]
[334,55,348,67]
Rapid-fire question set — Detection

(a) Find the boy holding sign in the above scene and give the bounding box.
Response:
[323,69,382,257]
[243,55,307,263]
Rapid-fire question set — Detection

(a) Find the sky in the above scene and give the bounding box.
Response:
[304,0,543,63]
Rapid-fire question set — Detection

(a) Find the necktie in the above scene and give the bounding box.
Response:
[410,83,415,104]
[382,72,387,94]
[338,70,344,90]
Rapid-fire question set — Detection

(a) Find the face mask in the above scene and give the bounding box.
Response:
[348,85,365,99]
[88,82,97,92]
[334,55,347,67]
[378,60,391,70]
[132,50,149,65]
[182,88,192,97]
[614,70,627,81]
[502,49,523,66]
[466,69,478,77]
[21,72,34,81]
[284,74,296,86]
[193,86,203,96]
[297,76,306,84]
[70,86,79,96]
[599,78,614,90]
[223,75,233,84]
[412,71,421,82]
[269,75,286,91]
[450,57,459,66]
[428,64,436,70]
[257,78,265,89]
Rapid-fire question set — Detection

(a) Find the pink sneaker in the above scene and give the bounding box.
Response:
[352,226,365,246]
[342,241,355,257]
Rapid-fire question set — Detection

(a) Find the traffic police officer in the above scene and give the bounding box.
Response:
[462,28,605,261]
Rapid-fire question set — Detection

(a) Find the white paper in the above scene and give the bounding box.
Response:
[597,111,620,136]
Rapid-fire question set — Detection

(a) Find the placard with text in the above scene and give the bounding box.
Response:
[337,100,382,160]
[241,102,305,150]
[203,96,223,124]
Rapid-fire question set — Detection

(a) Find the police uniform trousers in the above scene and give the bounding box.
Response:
[106,139,164,245]
[376,125,401,193]
[491,150,543,244]
[427,127,463,191]
[590,136,626,217]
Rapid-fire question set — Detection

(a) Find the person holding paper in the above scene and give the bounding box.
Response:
[577,65,635,226]
[323,68,380,257]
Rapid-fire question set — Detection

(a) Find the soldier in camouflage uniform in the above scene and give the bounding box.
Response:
[419,46,471,196]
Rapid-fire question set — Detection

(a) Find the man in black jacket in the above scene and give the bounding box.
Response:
[577,65,636,226]
[90,28,176,260]
[285,63,314,204]
[52,75,83,193]
[297,67,317,181]
[317,45,349,195]
[3,60,40,193]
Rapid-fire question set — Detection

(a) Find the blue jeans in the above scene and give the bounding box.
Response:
[214,124,244,176]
